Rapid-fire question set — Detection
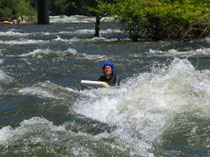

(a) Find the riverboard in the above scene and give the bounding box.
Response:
[80,80,110,88]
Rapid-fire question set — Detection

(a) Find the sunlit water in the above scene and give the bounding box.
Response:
[0,15,210,157]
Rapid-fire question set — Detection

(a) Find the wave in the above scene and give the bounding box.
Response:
[66,29,123,35]
[147,48,210,57]
[0,28,123,38]
[0,117,66,146]
[0,30,126,46]
[0,39,49,45]
[0,30,56,37]
[0,69,13,83]
[15,45,210,61]
[73,58,210,156]
[0,58,4,64]
[0,116,128,156]
[18,81,76,99]
[2,58,210,156]
[50,15,95,23]
[18,47,109,61]
[126,48,210,59]
[0,36,72,45]
[52,35,125,43]
[50,15,117,24]
[19,48,68,58]
[0,31,30,37]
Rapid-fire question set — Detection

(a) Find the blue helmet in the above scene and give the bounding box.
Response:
[103,62,114,74]
[103,62,114,69]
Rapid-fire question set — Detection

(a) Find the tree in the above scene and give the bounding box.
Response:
[49,0,98,15]
[0,0,17,19]
[50,0,71,15]
[89,0,114,37]
[0,0,36,21]
[16,0,36,21]
[105,0,210,41]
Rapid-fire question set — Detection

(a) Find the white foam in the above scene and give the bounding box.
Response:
[55,36,121,43]
[0,31,30,36]
[0,31,56,38]
[50,15,118,23]
[65,47,79,55]
[0,69,13,83]
[73,58,210,156]
[20,48,62,58]
[89,36,121,42]
[18,86,61,99]
[148,48,210,57]
[73,29,95,35]
[101,16,118,22]
[0,59,4,64]
[0,126,14,145]
[19,47,108,61]
[101,29,123,35]
[70,29,123,35]
[79,53,108,61]
[47,35,117,44]
[50,15,95,23]
[0,35,121,46]
[0,117,66,146]
[65,46,109,60]
[18,81,77,99]
[53,35,72,42]
[0,39,48,45]
[19,47,78,58]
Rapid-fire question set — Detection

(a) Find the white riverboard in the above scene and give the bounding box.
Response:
[81,80,110,88]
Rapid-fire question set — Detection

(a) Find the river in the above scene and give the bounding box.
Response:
[0,15,210,157]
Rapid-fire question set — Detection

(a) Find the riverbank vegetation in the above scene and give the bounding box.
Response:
[1,0,210,41]
[0,0,36,22]
[49,0,210,41]
[95,0,210,41]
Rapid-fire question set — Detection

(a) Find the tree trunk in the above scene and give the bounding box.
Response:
[37,0,49,24]
[95,15,101,37]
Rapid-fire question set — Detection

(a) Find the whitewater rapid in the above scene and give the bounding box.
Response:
[1,57,210,156]
[73,58,210,156]
[1,15,210,157]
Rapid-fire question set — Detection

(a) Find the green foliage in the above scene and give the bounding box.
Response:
[50,0,71,15]
[97,0,210,41]
[1,0,209,40]
[0,0,36,21]
[16,0,36,21]
[50,0,98,15]
[88,0,114,16]
[0,8,13,19]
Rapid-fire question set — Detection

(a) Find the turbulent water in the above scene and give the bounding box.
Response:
[1,15,210,157]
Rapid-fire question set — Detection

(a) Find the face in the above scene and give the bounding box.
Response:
[103,65,112,77]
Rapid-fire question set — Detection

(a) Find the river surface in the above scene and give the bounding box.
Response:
[1,15,210,157]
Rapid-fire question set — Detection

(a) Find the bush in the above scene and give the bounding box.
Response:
[0,0,36,22]
[16,0,37,22]
[98,0,210,41]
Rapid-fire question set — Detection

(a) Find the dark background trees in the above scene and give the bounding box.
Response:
[0,0,36,20]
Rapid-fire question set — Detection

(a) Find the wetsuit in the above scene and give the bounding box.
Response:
[98,74,119,87]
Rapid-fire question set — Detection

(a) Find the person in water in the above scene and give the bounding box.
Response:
[98,62,119,86]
